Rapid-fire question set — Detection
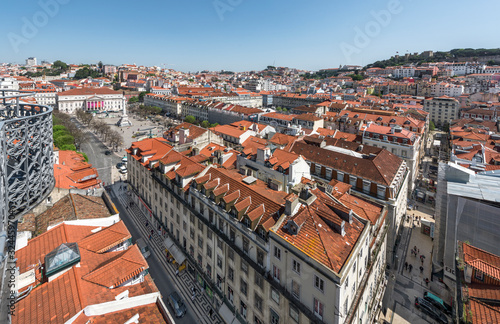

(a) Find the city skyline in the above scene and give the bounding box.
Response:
[2,0,499,71]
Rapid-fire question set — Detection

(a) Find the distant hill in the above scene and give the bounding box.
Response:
[366,48,500,69]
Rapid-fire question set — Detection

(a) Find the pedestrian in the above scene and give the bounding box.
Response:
[405,262,408,270]
[425,278,429,286]
[409,264,413,272]
[209,309,213,317]
[146,221,149,227]
[420,266,424,273]
[417,248,420,254]
[421,258,424,265]
[176,269,179,276]
[148,234,152,240]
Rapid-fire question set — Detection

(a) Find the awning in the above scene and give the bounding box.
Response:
[164,237,186,265]
[218,303,237,324]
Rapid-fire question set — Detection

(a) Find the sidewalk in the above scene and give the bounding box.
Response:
[109,182,222,324]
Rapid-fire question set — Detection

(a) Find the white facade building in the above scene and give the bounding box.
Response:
[57,87,126,113]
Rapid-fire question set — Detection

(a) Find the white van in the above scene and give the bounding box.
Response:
[136,238,150,258]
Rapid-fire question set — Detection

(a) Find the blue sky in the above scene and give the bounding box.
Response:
[1,0,499,72]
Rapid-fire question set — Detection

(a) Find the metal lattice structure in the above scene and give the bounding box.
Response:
[0,90,54,323]
[0,92,54,221]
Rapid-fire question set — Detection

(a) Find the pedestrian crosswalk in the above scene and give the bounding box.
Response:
[110,184,222,324]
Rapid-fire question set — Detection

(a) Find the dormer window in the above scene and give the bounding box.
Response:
[220,200,226,209]
[243,217,251,228]
[201,187,207,195]
[210,192,216,201]
[230,207,238,218]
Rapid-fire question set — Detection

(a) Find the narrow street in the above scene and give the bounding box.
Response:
[107,183,222,324]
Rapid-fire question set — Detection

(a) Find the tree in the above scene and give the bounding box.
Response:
[128,97,139,104]
[201,120,210,128]
[138,91,150,102]
[429,120,436,131]
[210,123,219,128]
[276,107,282,112]
[52,60,68,71]
[184,115,196,124]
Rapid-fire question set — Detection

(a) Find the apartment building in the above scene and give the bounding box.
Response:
[431,82,464,97]
[423,96,460,126]
[32,88,57,107]
[163,122,224,152]
[287,140,408,263]
[144,93,190,117]
[126,136,389,324]
[270,182,388,324]
[362,123,421,191]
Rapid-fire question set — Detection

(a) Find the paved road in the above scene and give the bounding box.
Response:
[108,184,198,324]
[72,117,123,186]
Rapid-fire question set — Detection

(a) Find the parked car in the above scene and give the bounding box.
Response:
[415,297,448,324]
[424,291,452,315]
[167,291,187,318]
[119,168,128,174]
[136,238,150,258]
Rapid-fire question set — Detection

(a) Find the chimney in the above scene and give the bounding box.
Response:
[285,193,299,216]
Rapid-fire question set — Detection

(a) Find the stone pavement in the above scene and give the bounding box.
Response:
[109,182,223,324]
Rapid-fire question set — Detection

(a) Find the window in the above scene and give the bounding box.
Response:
[314,298,324,319]
[228,267,234,281]
[289,304,299,323]
[241,260,248,275]
[240,301,247,319]
[217,238,223,249]
[198,219,203,231]
[273,265,280,282]
[190,214,195,224]
[314,275,324,292]
[229,248,234,261]
[292,280,300,299]
[271,287,280,304]
[207,230,212,240]
[337,171,344,181]
[197,254,202,266]
[183,221,187,231]
[292,259,301,274]
[270,309,280,324]
[190,228,195,239]
[250,292,262,313]
[349,175,357,186]
[206,264,212,277]
[227,286,233,303]
[240,278,248,296]
[207,245,212,258]
[254,272,263,289]
[198,235,203,249]
[217,255,223,269]
[254,316,263,324]
[475,270,484,281]
[344,299,348,316]
[230,228,235,242]
[353,261,356,273]
[362,180,370,194]
[243,237,249,255]
[274,246,281,260]
[257,249,264,267]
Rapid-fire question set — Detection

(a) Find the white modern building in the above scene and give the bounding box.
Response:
[423,96,460,126]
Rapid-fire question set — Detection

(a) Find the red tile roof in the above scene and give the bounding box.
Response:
[58,87,121,96]
[463,243,500,281]
[275,188,365,273]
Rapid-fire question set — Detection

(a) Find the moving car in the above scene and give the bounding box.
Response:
[136,238,150,258]
[415,297,448,324]
[424,291,452,315]
[167,291,187,318]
